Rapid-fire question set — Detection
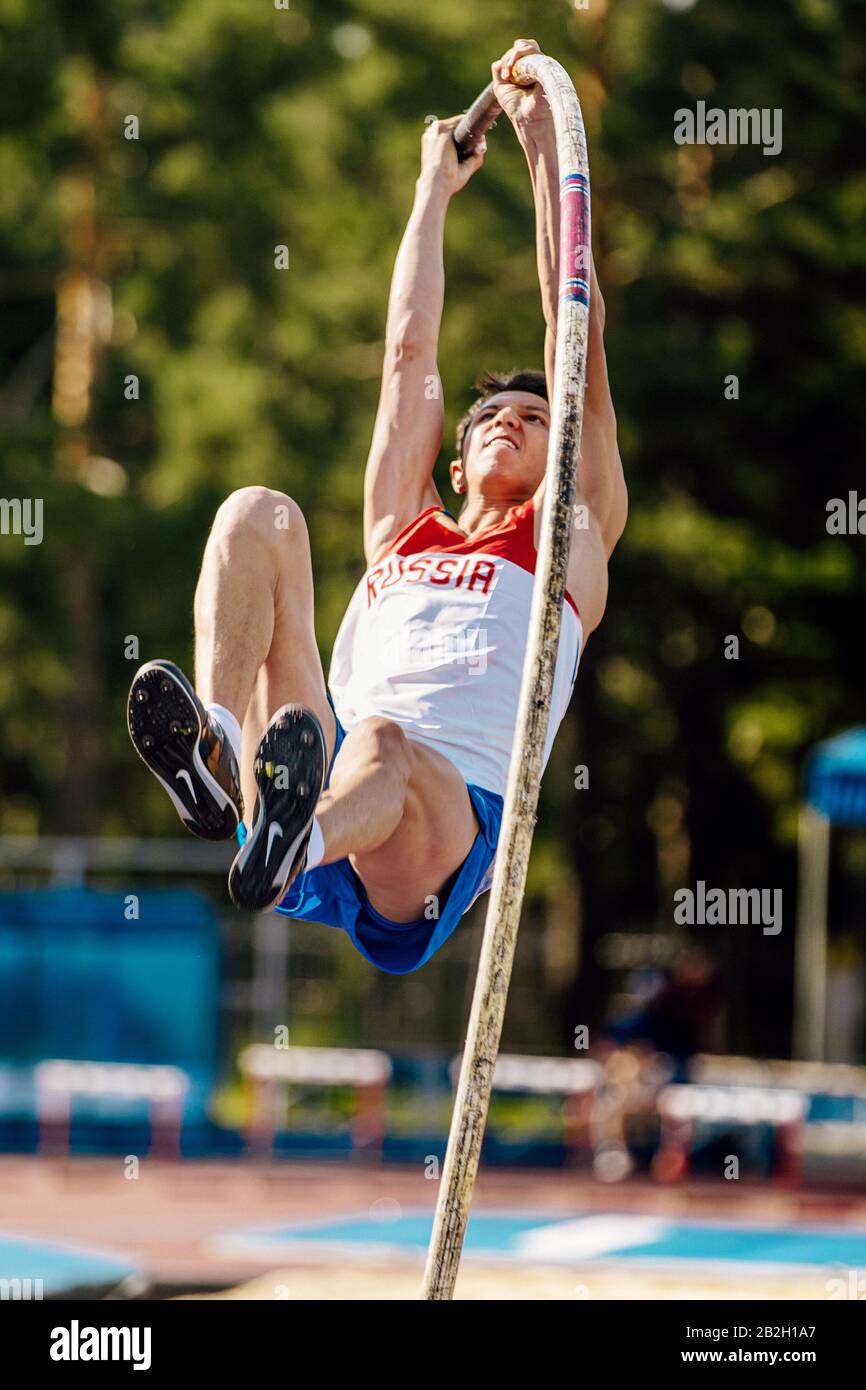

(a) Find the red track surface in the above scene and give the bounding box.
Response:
[2,1155,865,1297]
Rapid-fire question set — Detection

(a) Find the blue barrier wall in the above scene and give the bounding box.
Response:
[0,888,221,1134]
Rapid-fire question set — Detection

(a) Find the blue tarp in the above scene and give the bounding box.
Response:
[806,726,866,827]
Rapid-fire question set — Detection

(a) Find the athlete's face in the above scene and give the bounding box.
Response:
[452,391,550,504]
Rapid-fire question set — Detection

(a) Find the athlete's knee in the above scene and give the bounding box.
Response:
[212,486,307,550]
[353,717,410,782]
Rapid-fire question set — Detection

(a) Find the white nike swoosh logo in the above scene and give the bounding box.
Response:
[176,769,197,804]
[266,822,283,864]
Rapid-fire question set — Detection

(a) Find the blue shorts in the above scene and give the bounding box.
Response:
[271,695,504,975]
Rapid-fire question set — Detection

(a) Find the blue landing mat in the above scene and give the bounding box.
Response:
[213,1210,866,1271]
[0,1233,146,1298]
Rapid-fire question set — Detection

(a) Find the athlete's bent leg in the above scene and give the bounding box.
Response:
[193,485,336,813]
[314,718,410,859]
[317,719,480,922]
[128,486,335,844]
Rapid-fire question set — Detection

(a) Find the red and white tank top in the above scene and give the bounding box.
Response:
[329,500,583,796]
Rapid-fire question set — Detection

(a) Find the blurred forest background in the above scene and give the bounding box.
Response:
[0,0,863,1058]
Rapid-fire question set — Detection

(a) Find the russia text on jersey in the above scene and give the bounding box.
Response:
[365,552,499,607]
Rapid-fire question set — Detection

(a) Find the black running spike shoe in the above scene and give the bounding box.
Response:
[228,704,326,912]
[127,659,243,840]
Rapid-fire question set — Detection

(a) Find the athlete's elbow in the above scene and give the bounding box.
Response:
[385,309,438,360]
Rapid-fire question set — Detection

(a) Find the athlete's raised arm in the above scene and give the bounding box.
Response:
[363,118,485,566]
[494,39,627,634]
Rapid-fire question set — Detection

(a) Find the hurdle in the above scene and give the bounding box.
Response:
[448,1053,601,1167]
[690,1053,866,1098]
[423,53,591,1299]
[655,1083,808,1186]
[238,1043,393,1158]
[34,1060,189,1159]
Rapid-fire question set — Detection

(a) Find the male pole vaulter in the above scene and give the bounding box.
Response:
[128,40,627,973]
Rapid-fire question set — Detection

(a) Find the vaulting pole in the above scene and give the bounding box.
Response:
[422,54,591,1300]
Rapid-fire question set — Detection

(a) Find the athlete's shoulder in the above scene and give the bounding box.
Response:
[382,506,462,558]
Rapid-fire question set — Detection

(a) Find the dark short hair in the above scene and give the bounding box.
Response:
[455,368,548,461]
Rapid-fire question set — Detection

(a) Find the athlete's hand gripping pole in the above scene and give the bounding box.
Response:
[453,83,502,162]
[423,51,591,1301]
